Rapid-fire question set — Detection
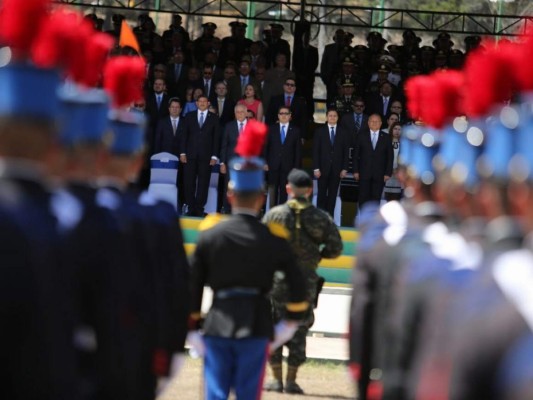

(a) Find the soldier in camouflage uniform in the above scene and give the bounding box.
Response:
[262,169,343,394]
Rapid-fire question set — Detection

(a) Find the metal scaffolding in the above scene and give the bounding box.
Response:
[56,0,531,37]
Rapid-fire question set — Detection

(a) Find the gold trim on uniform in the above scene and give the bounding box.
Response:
[286,301,309,312]
[268,221,291,239]
[198,213,224,231]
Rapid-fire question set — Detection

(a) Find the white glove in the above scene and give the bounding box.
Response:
[156,353,186,395]
[187,330,205,358]
[270,320,298,353]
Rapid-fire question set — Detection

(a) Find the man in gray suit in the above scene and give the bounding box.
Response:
[219,104,248,212]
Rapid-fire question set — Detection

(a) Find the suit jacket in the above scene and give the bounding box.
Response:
[365,94,400,119]
[312,124,350,175]
[155,116,182,155]
[226,75,260,103]
[263,123,302,172]
[292,45,319,89]
[145,92,171,129]
[180,109,221,161]
[166,63,189,97]
[220,120,243,165]
[201,78,216,100]
[320,42,343,85]
[266,94,307,135]
[340,112,369,157]
[209,96,236,128]
[353,129,393,179]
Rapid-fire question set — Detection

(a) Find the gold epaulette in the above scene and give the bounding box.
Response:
[198,213,224,231]
[268,221,290,240]
[286,301,309,312]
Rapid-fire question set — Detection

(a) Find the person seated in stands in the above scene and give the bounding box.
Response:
[237,84,264,122]
[182,87,204,115]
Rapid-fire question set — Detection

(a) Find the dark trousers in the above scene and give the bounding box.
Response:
[358,178,384,208]
[267,169,289,209]
[317,169,340,216]
[184,158,211,215]
[220,172,231,213]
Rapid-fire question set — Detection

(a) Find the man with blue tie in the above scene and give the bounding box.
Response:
[312,109,350,216]
[352,114,393,208]
[180,95,221,216]
[264,106,302,208]
[219,104,247,213]
[341,97,369,169]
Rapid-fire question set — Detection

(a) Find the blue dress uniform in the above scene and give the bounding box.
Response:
[189,154,308,399]
[55,85,138,400]
[0,55,78,398]
[98,106,190,400]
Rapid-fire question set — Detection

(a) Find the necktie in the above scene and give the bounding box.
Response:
[175,64,181,81]
[172,119,177,135]
[372,132,377,149]
[199,112,205,127]
[204,79,209,95]
[241,77,246,94]
[383,97,389,115]
[285,96,291,107]
[239,122,244,134]
[330,127,335,144]
[281,125,286,144]
[218,99,223,116]
[354,114,361,131]
[157,94,162,109]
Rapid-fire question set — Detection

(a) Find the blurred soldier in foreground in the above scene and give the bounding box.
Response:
[188,120,308,399]
[263,169,343,394]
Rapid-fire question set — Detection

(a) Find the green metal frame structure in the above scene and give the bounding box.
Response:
[56,0,531,37]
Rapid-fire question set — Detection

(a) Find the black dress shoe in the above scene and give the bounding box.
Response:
[263,379,283,393]
[285,381,304,394]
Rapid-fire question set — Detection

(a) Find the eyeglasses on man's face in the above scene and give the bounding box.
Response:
[278,112,290,115]
[284,83,295,87]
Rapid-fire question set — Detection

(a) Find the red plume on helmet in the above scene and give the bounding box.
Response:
[75,32,114,88]
[235,119,268,158]
[422,70,465,129]
[0,0,51,59]
[405,75,429,122]
[463,42,517,117]
[103,56,147,108]
[32,8,92,72]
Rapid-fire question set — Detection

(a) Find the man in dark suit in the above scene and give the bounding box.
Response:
[155,97,182,155]
[201,64,216,100]
[365,81,399,119]
[292,28,319,123]
[210,81,235,128]
[352,114,393,207]
[180,95,221,216]
[145,78,170,131]
[340,97,368,168]
[266,78,307,139]
[264,105,302,208]
[219,104,248,213]
[312,109,350,216]
[320,29,345,99]
[226,60,259,103]
[166,49,189,98]
[154,98,184,206]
